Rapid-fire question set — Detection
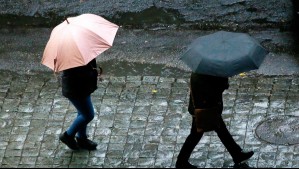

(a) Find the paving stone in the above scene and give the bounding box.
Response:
[0,70,299,168]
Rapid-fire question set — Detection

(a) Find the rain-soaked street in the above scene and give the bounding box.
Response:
[0,27,299,168]
[1,0,299,167]
[0,65,299,168]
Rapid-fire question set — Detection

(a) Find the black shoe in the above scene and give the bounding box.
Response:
[59,131,79,150]
[175,161,197,168]
[233,151,254,165]
[76,137,98,150]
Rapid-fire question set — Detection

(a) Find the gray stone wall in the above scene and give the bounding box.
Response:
[0,0,294,30]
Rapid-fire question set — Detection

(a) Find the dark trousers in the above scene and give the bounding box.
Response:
[177,116,242,162]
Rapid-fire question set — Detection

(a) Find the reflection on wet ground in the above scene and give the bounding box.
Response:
[0,69,298,168]
[99,59,191,78]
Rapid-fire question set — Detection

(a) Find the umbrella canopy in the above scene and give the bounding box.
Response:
[41,13,119,72]
[180,31,269,77]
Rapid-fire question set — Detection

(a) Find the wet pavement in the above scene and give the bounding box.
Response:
[1,28,299,76]
[1,27,299,168]
[0,69,298,168]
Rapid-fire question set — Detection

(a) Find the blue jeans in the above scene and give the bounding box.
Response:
[66,96,95,139]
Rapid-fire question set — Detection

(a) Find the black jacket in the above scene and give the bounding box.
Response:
[188,73,229,115]
[61,59,98,99]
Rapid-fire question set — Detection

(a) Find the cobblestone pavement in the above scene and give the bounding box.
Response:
[0,70,299,168]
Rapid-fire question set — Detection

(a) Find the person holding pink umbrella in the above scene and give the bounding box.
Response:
[41,13,119,150]
[59,58,100,150]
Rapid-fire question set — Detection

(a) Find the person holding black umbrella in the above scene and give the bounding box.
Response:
[175,72,254,168]
[176,31,268,168]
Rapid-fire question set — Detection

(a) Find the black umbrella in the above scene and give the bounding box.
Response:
[180,31,269,77]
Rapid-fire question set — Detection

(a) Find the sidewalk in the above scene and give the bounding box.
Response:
[0,70,298,168]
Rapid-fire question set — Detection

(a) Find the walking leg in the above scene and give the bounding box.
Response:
[67,96,95,138]
[215,117,242,158]
[215,118,253,164]
[176,117,203,168]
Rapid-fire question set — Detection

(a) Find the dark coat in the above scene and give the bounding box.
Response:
[188,73,229,115]
[61,59,98,99]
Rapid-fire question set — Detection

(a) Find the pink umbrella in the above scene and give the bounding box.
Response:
[41,13,119,72]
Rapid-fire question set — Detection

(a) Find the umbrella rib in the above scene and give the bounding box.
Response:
[70,22,116,46]
[69,24,112,64]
